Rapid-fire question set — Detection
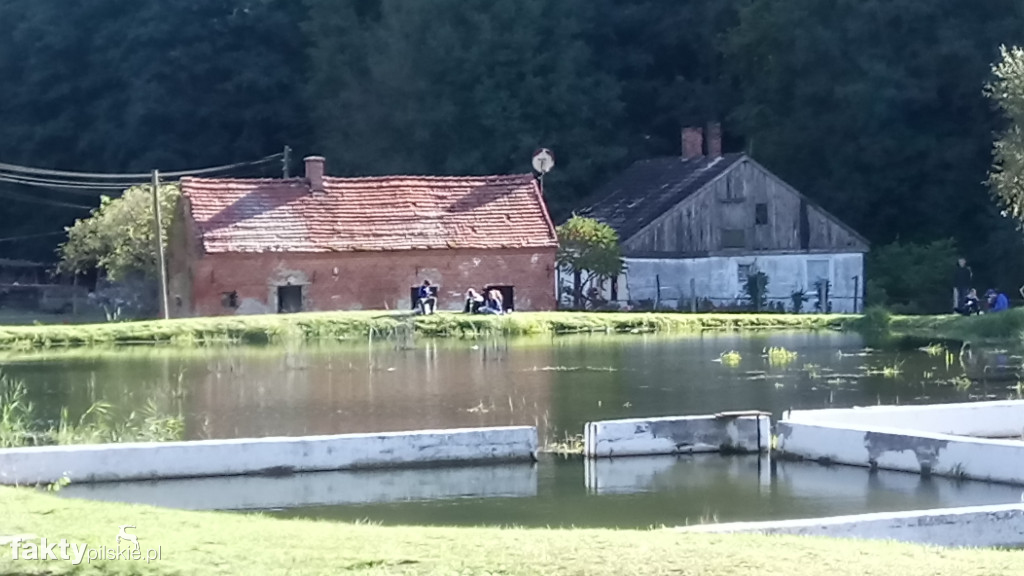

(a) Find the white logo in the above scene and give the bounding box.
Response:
[116,525,139,551]
[8,525,161,565]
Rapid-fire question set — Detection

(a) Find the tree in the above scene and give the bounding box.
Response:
[304,0,625,214]
[0,0,307,262]
[989,45,1024,222]
[556,216,625,309]
[59,184,180,282]
[727,0,1024,286]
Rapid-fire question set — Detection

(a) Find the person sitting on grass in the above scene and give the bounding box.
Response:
[955,288,981,316]
[986,289,1010,312]
[481,289,503,315]
[464,288,485,314]
[418,280,437,315]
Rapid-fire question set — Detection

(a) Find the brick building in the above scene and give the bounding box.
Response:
[167,156,558,317]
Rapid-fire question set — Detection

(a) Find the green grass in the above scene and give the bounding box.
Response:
[0,372,184,448]
[0,488,1020,575]
[890,308,1024,342]
[4,307,1022,352]
[0,311,855,350]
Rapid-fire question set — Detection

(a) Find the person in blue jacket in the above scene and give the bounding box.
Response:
[985,289,1010,312]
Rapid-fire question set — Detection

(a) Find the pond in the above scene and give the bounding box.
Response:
[3,331,1023,527]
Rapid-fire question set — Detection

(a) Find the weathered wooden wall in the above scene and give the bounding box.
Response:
[621,160,867,255]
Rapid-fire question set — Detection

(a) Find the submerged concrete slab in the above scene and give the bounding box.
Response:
[583,412,771,458]
[58,462,538,510]
[785,400,1024,438]
[0,426,538,485]
[776,420,1024,485]
[676,503,1024,548]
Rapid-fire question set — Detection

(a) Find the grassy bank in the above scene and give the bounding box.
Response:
[0,311,854,350]
[890,308,1024,343]
[0,488,1020,575]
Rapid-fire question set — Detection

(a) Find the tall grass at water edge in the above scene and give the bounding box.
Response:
[0,372,184,448]
[0,311,854,350]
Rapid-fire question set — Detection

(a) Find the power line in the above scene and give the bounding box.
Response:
[0,231,68,243]
[0,174,130,191]
[0,152,284,181]
[0,189,94,210]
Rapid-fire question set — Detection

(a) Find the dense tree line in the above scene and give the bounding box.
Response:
[3,0,1024,311]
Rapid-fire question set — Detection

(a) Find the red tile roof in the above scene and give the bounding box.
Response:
[180,174,558,254]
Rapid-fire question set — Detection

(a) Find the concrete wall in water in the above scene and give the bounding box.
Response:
[0,426,538,485]
[677,503,1024,548]
[58,463,538,510]
[785,400,1024,438]
[775,420,1024,484]
[583,413,771,458]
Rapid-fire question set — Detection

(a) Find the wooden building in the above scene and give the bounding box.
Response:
[570,125,870,312]
[168,156,558,317]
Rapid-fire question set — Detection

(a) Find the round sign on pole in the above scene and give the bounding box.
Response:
[532,148,555,174]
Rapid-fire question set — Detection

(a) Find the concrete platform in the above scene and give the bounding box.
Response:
[676,503,1024,548]
[776,400,1024,484]
[0,426,538,485]
[583,411,771,458]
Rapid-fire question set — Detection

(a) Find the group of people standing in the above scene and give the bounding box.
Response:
[953,258,1011,316]
[416,280,506,315]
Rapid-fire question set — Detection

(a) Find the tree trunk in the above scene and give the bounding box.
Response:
[573,269,582,309]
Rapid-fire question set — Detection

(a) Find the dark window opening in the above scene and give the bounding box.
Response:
[484,285,515,311]
[755,203,769,225]
[277,285,303,313]
[221,291,238,309]
[721,229,746,249]
[610,277,618,301]
[410,285,439,310]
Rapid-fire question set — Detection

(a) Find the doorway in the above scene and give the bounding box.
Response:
[277,285,303,313]
[484,285,515,311]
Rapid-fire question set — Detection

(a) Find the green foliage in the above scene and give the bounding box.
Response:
[854,306,893,336]
[0,311,851,351]
[305,0,625,209]
[990,46,1024,224]
[743,271,769,311]
[3,0,1024,294]
[59,183,180,281]
[0,371,183,449]
[866,239,959,314]
[790,290,809,314]
[556,216,625,307]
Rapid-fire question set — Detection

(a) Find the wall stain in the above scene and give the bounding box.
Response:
[863,431,949,474]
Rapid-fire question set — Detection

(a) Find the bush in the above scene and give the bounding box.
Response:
[866,239,958,314]
[853,305,892,335]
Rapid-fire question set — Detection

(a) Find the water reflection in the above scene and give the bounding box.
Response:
[57,455,1024,528]
[6,331,1019,445]
[59,463,538,510]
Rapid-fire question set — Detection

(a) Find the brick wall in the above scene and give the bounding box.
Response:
[179,247,556,317]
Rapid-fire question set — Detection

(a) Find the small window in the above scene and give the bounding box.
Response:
[221,291,238,309]
[737,264,752,285]
[755,203,769,225]
[721,229,746,249]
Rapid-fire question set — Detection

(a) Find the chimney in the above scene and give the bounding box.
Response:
[682,127,703,160]
[304,155,325,193]
[706,122,722,158]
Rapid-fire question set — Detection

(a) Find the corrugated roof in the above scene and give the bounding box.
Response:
[181,173,558,254]
[575,154,744,240]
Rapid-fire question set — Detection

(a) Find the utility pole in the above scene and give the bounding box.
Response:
[152,169,170,320]
[282,145,292,178]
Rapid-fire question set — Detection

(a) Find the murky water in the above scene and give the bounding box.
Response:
[4,331,1023,527]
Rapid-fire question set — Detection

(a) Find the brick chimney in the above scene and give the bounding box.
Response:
[706,122,722,158]
[682,127,703,160]
[305,156,325,193]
